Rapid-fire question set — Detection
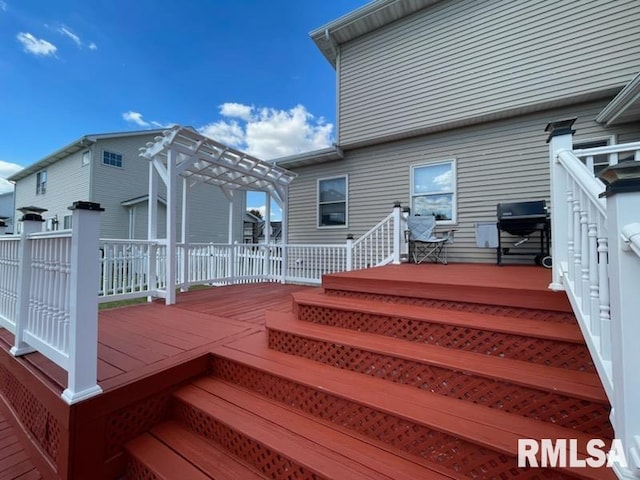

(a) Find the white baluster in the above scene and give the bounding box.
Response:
[580,210,589,312]
[588,222,599,335]
[597,237,611,363]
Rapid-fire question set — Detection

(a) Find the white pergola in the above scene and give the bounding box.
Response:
[139,125,297,304]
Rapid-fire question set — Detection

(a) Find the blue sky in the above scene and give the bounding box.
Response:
[0,0,370,218]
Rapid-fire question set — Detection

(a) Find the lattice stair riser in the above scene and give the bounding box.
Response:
[211,357,575,479]
[126,457,162,480]
[267,330,612,438]
[320,289,576,323]
[172,400,321,480]
[295,304,594,373]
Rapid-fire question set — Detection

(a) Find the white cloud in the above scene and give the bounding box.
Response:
[199,120,245,148]
[0,160,23,194]
[16,32,57,56]
[200,103,334,160]
[0,1,7,12]
[220,103,253,122]
[123,111,150,127]
[56,25,97,51]
[58,26,81,46]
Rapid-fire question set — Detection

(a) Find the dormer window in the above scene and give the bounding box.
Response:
[36,170,47,195]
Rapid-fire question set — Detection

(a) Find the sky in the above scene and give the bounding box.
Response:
[0,0,371,219]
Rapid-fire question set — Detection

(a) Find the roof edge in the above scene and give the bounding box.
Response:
[596,72,640,126]
[274,146,344,169]
[310,0,440,67]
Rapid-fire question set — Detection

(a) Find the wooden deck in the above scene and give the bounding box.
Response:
[0,264,613,479]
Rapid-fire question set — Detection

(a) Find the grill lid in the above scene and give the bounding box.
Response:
[497,200,547,221]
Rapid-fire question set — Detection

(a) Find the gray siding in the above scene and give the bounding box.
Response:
[13,148,90,230]
[287,99,640,263]
[338,0,640,146]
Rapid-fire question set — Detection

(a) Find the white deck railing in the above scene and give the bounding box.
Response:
[549,123,640,477]
[1,204,104,405]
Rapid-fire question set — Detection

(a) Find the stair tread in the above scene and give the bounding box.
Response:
[175,382,455,480]
[294,289,583,343]
[213,333,605,459]
[151,421,266,480]
[267,311,607,403]
[126,433,211,480]
[179,379,459,480]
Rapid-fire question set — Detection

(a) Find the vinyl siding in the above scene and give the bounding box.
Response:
[286,99,640,263]
[338,0,640,146]
[13,149,90,229]
[92,136,243,242]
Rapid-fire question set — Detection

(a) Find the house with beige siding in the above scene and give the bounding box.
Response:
[276,0,640,263]
[8,129,244,242]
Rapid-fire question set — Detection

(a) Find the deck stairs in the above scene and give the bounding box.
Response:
[125,266,614,479]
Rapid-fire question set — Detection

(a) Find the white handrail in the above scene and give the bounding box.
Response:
[550,127,640,475]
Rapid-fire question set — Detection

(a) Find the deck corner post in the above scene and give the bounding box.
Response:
[545,118,576,290]
[346,234,354,271]
[10,213,44,357]
[392,202,402,264]
[62,201,104,404]
[603,182,640,477]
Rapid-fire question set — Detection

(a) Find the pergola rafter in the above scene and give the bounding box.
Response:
[139,125,297,304]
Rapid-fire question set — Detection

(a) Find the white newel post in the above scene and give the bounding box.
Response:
[11,211,44,356]
[603,178,640,478]
[545,118,576,291]
[392,202,402,264]
[346,234,354,271]
[62,201,104,404]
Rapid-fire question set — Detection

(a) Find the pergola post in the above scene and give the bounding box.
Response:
[280,187,289,283]
[147,160,158,302]
[181,177,189,292]
[165,149,177,305]
[264,193,271,278]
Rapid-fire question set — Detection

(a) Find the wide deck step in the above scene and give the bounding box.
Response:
[210,334,614,480]
[266,311,611,437]
[126,424,264,480]
[173,380,452,480]
[322,264,573,319]
[293,289,594,372]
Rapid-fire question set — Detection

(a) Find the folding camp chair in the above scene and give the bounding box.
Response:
[406,215,454,265]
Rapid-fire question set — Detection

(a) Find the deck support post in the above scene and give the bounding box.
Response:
[603,180,640,478]
[11,213,44,357]
[62,201,104,404]
[546,118,576,291]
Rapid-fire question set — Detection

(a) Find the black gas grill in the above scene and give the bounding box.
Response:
[496,200,551,267]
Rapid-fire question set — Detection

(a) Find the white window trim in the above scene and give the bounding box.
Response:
[410,159,457,226]
[102,149,124,168]
[573,135,616,172]
[82,150,91,166]
[36,169,47,195]
[317,174,348,229]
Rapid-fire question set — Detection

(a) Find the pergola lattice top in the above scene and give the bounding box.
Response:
[139,126,297,204]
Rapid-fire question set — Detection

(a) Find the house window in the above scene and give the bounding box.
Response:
[318,175,347,228]
[411,160,456,224]
[103,150,123,168]
[36,170,47,195]
[63,214,72,230]
[574,138,614,176]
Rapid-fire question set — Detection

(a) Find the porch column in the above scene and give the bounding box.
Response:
[602,174,640,478]
[280,188,289,283]
[545,118,576,290]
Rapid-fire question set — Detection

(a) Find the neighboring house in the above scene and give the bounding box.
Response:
[276,0,640,263]
[0,191,15,233]
[8,129,245,242]
[243,212,283,244]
